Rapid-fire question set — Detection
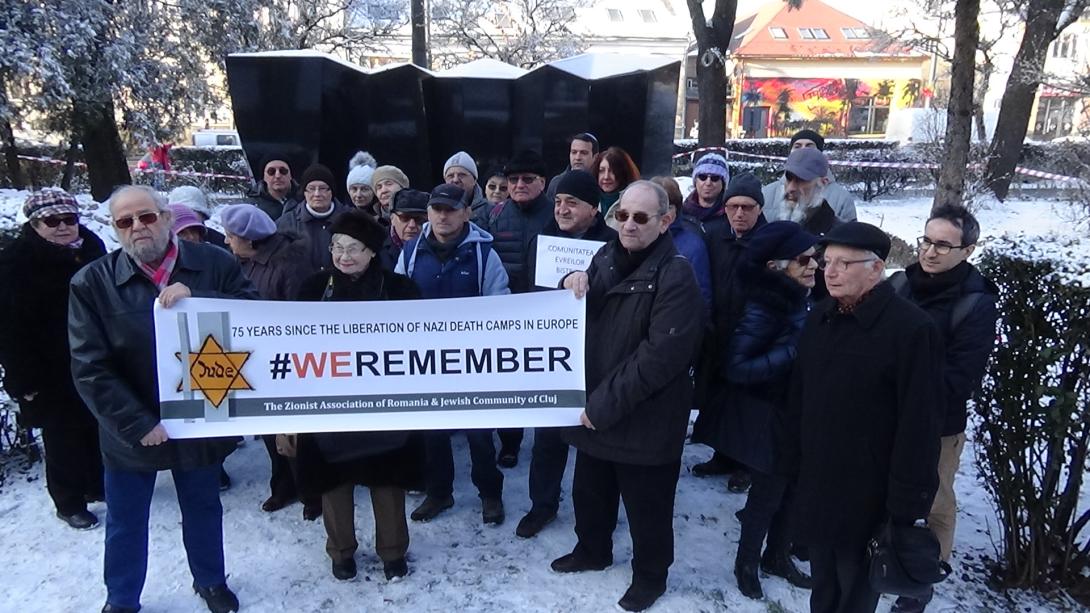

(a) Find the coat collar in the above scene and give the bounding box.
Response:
[113,238,206,287]
[819,278,894,329]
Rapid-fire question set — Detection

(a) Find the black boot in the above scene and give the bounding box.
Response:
[892,589,933,613]
[760,548,813,589]
[691,452,732,477]
[734,557,763,600]
[727,469,752,493]
[193,582,239,613]
[617,582,667,611]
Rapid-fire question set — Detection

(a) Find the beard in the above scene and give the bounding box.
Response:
[780,185,825,223]
[122,227,173,264]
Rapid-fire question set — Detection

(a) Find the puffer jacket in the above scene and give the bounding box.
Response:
[68,240,259,471]
[484,191,553,294]
[562,233,704,466]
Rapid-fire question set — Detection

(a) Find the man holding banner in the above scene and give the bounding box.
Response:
[552,181,704,612]
[68,185,258,613]
[517,169,616,539]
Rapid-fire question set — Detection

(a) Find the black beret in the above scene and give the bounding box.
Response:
[818,221,891,261]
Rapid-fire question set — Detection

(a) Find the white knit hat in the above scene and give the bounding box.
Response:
[444,151,478,180]
[346,150,377,190]
[168,186,211,218]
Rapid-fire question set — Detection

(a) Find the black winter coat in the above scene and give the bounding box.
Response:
[0,224,106,429]
[68,240,259,471]
[777,281,944,547]
[525,214,617,289]
[294,265,425,496]
[895,262,999,435]
[275,200,350,272]
[562,233,704,466]
[485,192,553,294]
[715,264,809,474]
[240,231,313,300]
[247,180,301,221]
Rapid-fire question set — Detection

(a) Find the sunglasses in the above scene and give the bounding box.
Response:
[39,214,78,228]
[394,212,427,223]
[793,254,819,266]
[508,175,539,185]
[113,211,162,229]
[265,166,290,176]
[613,210,660,225]
[696,174,723,183]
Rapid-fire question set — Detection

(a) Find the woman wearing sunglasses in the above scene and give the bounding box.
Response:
[0,189,107,530]
[720,220,818,600]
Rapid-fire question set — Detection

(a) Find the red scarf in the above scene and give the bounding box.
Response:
[137,236,179,291]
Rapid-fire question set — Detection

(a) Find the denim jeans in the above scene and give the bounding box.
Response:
[423,429,503,499]
[103,464,225,608]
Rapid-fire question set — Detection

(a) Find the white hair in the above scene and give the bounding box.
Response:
[107,184,168,215]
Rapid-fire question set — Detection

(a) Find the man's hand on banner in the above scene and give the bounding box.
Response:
[158,283,192,308]
[140,423,170,446]
[563,272,590,299]
[580,410,596,430]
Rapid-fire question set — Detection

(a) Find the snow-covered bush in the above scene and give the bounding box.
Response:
[973,235,1090,601]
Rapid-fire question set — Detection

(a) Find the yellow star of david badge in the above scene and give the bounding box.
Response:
[175,335,253,408]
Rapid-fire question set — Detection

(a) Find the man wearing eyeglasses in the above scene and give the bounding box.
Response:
[778,221,943,613]
[886,206,998,613]
[380,188,429,269]
[276,163,350,271]
[0,189,107,532]
[546,132,600,203]
[68,185,258,613]
[248,154,301,221]
[553,180,703,612]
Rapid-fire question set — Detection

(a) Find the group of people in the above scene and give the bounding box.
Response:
[0,128,999,613]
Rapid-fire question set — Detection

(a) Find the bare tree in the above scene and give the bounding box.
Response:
[429,0,586,69]
[985,0,1090,200]
[685,0,739,147]
[933,0,980,210]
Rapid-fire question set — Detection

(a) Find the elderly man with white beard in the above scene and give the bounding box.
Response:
[765,148,842,238]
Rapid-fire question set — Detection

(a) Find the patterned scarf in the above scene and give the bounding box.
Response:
[137,235,179,291]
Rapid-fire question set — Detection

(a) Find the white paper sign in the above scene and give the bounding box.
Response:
[534,234,606,288]
[153,291,586,438]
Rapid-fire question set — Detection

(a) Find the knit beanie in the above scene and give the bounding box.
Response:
[371,165,410,190]
[220,204,277,241]
[790,129,826,151]
[300,163,336,190]
[346,151,377,190]
[329,209,387,254]
[444,151,479,180]
[554,170,599,207]
[169,204,206,237]
[692,152,730,183]
[23,188,79,220]
[723,172,765,207]
[746,221,817,265]
[168,186,211,218]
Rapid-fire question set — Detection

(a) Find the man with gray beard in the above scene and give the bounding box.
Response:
[69,185,257,613]
[765,148,842,238]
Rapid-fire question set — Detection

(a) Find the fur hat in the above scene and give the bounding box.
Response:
[503,149,547,178]
[300,163,336,190]
[329,208,387,254]
[346,151,377,190]
[444,151,479,180]
[23,188,79,221]
[371,165,410,190]
[220,204,276,241]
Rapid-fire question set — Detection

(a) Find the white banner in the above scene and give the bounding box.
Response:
[153,292,586,438]
[534,234,605,288]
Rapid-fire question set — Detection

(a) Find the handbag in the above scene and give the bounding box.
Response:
[867,519,952,597]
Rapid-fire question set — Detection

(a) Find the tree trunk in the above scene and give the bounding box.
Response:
[1,118,26,190]
[60,136,80,192]
[686,0,739,148]
[985,0,1069,200]
[75,100,131,202]
[933,0,979,211]
[973,61,992,143]
[411,0,429,69]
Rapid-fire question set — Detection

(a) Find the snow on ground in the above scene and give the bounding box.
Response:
[0,188,1086,612]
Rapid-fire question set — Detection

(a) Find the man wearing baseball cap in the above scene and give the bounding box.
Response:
[778,221,943,613]
[395,184,510,526]
[763,148,843,238]
[380,188,429,269]
[763,129,857,223]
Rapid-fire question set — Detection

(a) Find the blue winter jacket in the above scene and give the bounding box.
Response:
[394,221,510,298]
[668,216,713,317]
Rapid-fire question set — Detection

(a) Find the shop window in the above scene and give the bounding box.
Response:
[848,96,890,134]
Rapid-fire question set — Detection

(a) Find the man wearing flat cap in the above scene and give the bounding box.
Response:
[380,189,429,269]
[777,221,944,613]
[762,130,857,223]
[762,148,843,238]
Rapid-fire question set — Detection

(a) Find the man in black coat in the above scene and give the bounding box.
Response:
[778,222,943,613]
[247,154,301,221]
[69,185,258,613]
[517,170,617,539]
[888,205,998,613]
[552,181,703,612]
[0,189,106,530]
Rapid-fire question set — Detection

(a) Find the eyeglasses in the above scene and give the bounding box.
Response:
[725,203,759,213]
[695,174,722,183]
[113,211,162,229]
[394,212,427,223]
[818,257,877,272]
[917,236,965,255]
[508,175,539,185]
[39,214,78,228]
[265,166,290,176]
[613,210,660,225]
[330,244,367,257]
[793,254,819,267]
[305,185,331,194]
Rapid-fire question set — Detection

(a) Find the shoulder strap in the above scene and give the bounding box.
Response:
[949,292,985,331]
[888,270,909,296]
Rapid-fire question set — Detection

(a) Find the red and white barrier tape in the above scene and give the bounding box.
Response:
[16,155,251,181]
